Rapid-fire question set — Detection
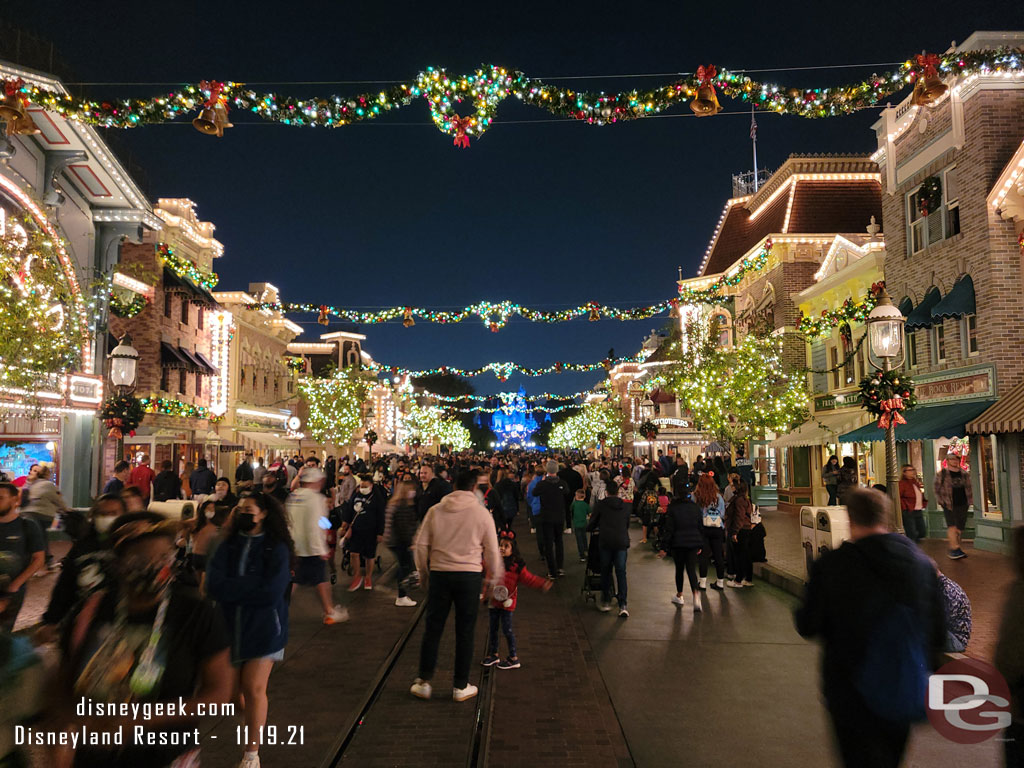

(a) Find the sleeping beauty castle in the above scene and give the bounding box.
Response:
[487,389,540,448]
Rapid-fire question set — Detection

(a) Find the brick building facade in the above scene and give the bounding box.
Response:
[866,31,1024,552]
[107,199,222,475]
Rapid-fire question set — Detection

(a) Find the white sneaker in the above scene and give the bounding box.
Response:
[671,594,685,606]
[410,678,432,699]
[618,607,629,618]
[395,596,417,607]
[238,752,260,768]
[453,683,478,702]
[693,600,702,613]
[714,579,726,590]
[323,605,349,624]
[726,580,744,588]
[597,602,613,613]
[698,577,708,590]
[741,580,755,587]
[564,528,572,534]
[530,528,537,534]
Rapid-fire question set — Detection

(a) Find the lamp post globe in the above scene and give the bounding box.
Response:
[108,334,139,392]
[865,289,907,531]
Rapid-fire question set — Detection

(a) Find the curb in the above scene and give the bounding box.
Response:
[753,562,806,598]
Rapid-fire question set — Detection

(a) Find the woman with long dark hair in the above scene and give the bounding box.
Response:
[207,491,293,768]
[657,483,704,612]
[823,455,841,505]
[725,480,755,588]
[191,499,232,593]
[693,474,728,590]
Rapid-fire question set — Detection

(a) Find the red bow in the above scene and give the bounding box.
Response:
[452,115,472,148]
[914,53,941,80]
[696,65,717,88]
[877,396,908,429]
[199,80,228,111]
[4,78,24,100]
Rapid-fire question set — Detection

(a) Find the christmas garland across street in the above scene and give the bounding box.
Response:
[365,353,643,380]
[9,48,1021,145]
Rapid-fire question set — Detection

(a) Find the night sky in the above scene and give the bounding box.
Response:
[14,1,1022,396]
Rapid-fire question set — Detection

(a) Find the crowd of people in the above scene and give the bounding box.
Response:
[3,446,1024,768]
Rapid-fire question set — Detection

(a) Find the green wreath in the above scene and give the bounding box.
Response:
[637,420,659,441]
[918,176,942,217]
[858,369,917,419]
[100,394,145,438]
[364,429,378,446]
[109,291,148,318]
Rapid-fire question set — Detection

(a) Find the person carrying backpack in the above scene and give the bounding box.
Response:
[795,487,945,768]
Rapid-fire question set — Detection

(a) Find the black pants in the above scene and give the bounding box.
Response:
[829,703,909,768]
[540,521,564,575]
[826,485,838,505]
[698,526,727,580]
[903,509,926,542]
[671,547,699,593]
[734,529,754,582]
[531,515,544,555]
[418,571,483,689]
[390,546,414,598]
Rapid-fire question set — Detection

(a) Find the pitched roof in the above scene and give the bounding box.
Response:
[698,156,882,277]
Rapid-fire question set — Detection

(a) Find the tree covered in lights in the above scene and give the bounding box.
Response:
[405,404,473,452]
[548,403,623,451]
[0,215,87,398]
[663,317,808,443]
[299,369,371,446]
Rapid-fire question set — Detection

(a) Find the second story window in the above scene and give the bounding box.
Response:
[179,369,187,395]
[196,372,203,397]
[907,166,960,255]
[180,299,189,325]
[963,313,978,356]
[933,322,946,364]
[907,331,918,367]
[197,307,204,331]
[830,347,840,389]
[164,293,172,318]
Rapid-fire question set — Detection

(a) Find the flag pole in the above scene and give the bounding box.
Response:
[751,104,760,192]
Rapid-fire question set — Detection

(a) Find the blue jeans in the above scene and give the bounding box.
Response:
[487,608,517,657]
[573,527,588,560]
[904,509,927,542]
[599,548,628,608]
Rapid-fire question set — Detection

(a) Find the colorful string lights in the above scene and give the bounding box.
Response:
[366,354,642,381]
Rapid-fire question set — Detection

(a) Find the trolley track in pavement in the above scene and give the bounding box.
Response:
[318,579,497,768]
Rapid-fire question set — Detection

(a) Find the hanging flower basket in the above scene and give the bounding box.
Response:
[100,394,145,438]
[859,369,917,429]
[638,420,659,441]
[917,176,942,217]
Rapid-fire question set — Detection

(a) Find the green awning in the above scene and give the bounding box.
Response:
[898,297,914,318]
[839,399,997,443]
[932,275,975,319]
[904,287,941,330]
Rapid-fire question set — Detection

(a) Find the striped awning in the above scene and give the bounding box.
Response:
[967,380,1024,434]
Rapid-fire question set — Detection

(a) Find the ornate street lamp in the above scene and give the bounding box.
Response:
[866,289,906,530]
[640,397,655,465]
[107,334,139,464]
[108,334,140,393]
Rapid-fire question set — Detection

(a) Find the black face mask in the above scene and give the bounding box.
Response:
[237,512,257,532]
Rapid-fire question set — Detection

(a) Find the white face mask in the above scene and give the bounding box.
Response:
[359,486,372,495]
[94,516,115,533]
[205,507,217,519]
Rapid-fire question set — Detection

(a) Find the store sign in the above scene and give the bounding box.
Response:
[219,444,246,452]
[915,366,995,404]
[68,374,103,405]
[654,417,691,428]
[814,391,861,412]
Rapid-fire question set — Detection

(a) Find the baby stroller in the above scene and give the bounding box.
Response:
[581,531,604,604]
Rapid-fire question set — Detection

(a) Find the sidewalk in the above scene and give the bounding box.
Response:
[755,506,1015,661]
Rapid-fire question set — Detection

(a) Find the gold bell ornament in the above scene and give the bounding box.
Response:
[402,307,415,328]
[0,78,27,122]
[690,65,723,117]
[317,305,330,326]
[192,80,233,137]
[910,53,948,108]
[5,111,39,136]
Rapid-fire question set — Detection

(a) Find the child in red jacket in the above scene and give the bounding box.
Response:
[481,530,551,670]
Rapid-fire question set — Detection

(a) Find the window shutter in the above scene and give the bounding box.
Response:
[811,341,827,393]
[927,206,944,244]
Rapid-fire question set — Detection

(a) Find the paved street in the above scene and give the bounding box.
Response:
[14,511,1012,767]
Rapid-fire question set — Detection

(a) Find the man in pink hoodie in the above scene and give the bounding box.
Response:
[410,467,503,702]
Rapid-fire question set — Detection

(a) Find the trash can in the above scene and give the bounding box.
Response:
[815,506,850,557]
[800,506,816,577]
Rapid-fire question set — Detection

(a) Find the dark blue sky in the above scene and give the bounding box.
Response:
[17,1,1021,395]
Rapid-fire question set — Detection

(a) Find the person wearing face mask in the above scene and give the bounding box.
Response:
[340,475,386,591]
[56,512,233,768]
[190,500,232,594]
[35,493,128,645]
[208,492,294,768]
[335,462,356,508]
